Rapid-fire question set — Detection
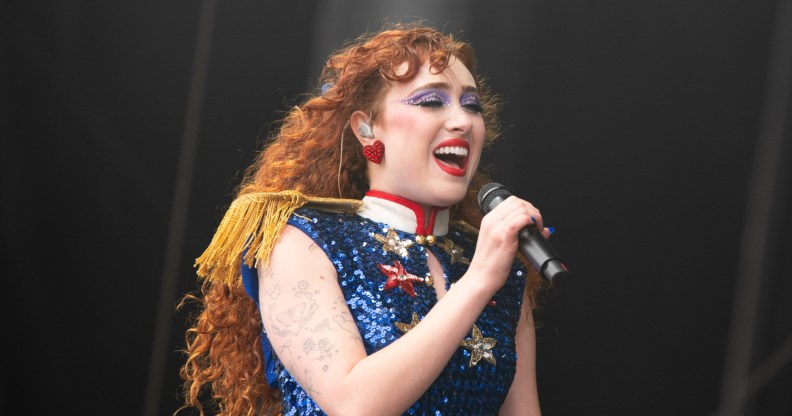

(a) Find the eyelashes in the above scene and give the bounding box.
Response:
[401,91,449,107]
[460,95,483,113]
[401,90,483,113]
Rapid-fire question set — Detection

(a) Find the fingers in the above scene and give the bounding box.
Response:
[472,196,556,291]
[480,196,558,248]
[483,196,543,232]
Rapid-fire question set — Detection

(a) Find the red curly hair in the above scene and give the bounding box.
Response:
[179,24,540,416]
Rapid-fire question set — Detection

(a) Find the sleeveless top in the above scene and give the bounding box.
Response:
[241,195,529,415]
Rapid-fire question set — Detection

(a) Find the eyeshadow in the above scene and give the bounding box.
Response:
[401,89,451,106]
[460,93,481,107]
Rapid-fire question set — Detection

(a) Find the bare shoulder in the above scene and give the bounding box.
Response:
[257,224,338,306]
[268,224,335,272]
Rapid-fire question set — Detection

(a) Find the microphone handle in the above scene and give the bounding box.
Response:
[487,194,569,286]
[518,227,569,286]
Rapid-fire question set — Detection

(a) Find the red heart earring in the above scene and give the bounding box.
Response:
[363,140,384,164]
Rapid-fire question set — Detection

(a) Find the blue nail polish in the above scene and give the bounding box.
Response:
[548,227,555,235]
[531,216,536,223]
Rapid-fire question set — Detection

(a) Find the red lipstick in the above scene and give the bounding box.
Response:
[432,138,470,177]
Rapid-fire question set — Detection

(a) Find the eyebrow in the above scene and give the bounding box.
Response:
[406,82,479,96]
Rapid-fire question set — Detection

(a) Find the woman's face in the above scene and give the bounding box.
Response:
[366,57,486,208]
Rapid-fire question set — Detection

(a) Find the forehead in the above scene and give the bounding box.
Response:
[391,57,477,92]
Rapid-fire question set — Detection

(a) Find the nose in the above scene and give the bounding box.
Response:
[444,103,473,134]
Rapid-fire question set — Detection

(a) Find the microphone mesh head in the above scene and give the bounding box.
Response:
[478,182,512,214]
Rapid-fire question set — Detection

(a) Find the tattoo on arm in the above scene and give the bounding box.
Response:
[302,368,320,396]
[266,280,320,337]
[263,273,364,394]
[332,297,363,344]
[294,280,317,299]
[303,337,338,361]
[312,318,331,333]
[262,282,281,301]
[277,340,321,396]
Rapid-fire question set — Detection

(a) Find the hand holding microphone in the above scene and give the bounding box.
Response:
[478,182,569,286]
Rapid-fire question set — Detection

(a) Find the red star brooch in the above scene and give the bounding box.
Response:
[377,260,424,297]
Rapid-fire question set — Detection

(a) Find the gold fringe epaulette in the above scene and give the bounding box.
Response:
[194,190,362,286]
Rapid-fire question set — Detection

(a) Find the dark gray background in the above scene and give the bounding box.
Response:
[2,1,790,415]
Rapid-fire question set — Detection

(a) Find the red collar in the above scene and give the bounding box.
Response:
[360,190,449,236]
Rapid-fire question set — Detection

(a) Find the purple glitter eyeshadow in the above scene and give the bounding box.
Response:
[460,94,481,107]
[401,89,451,106]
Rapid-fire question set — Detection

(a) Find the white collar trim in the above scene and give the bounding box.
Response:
[358,195,449,236]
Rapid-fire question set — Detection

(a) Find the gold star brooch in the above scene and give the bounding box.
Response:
[374,228,414,258]
[459,325,497,367]
[394,312,421,334]
[437,238,470,265]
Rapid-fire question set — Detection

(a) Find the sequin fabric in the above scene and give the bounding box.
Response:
[259,208,527,415]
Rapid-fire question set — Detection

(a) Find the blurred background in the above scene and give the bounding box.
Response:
[2,0,790,415]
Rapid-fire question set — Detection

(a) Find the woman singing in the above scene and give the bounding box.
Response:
[180,24,548,415]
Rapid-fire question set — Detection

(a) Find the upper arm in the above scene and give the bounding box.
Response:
[257,224,366,404]
[499,290,541,416]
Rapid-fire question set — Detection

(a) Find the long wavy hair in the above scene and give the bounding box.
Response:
[179,24,539,416]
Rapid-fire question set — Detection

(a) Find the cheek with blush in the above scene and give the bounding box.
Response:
[379,114,427,159]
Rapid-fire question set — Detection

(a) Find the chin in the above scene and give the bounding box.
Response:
[432,184,470,207]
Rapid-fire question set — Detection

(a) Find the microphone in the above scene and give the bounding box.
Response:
[478,182,570,286]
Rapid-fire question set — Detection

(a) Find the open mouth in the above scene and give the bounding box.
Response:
[433,139,469,176]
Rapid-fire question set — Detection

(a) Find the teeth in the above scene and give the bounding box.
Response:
[434,146,469,157]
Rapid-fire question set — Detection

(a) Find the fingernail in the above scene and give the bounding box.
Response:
[548,227,555,235]
[531,216,536,223]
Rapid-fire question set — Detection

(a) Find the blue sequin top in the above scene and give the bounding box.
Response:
[241,203,528,415]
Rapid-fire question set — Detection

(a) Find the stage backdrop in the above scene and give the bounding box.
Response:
[2,1,789,415]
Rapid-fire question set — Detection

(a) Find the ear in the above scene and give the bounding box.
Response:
[350,110,375,146]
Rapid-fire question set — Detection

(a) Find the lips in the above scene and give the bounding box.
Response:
[433,138,470,177]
